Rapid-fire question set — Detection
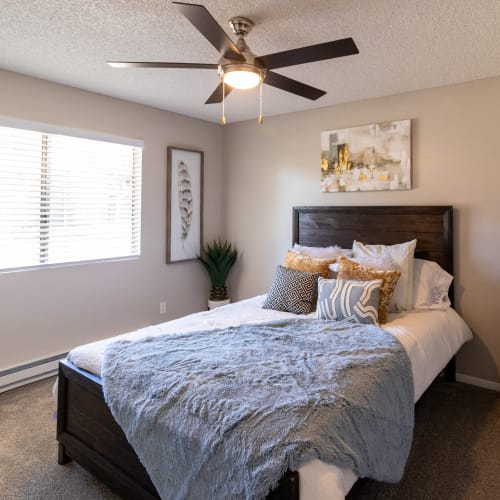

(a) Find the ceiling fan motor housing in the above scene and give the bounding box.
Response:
[229,16,254,38]
[219,16,265,87]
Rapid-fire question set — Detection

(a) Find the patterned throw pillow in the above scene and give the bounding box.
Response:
[317,278,382,325]
[337,257,401,324]
[263,265,322,314]
[284,250,336,278]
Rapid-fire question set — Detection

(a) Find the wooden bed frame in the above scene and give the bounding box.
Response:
[57,205,455,500]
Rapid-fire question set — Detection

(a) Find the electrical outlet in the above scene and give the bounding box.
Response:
[160,301,167,315]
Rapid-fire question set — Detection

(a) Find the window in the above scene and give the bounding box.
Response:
[0,122,142,271]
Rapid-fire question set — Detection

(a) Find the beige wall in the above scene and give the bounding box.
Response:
[0,70,223,371]
[223,77,500,383]
[1,69,499,385]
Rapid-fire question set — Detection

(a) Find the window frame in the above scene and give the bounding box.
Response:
[0,117,144,273]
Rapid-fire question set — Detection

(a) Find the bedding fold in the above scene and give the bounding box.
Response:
[102,318,414,500]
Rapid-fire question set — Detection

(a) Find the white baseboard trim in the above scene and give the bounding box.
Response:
[456,373,500,392]
[0,353,67,393]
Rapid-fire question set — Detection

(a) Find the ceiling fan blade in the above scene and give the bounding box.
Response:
[205,83,233,104]
[256,38,359,70]
[264,71,326,101]
[107,61,218,69]
[173,2,245,62]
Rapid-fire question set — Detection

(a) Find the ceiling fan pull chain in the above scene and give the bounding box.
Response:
[258,79,263,124]
[221,81,227,126]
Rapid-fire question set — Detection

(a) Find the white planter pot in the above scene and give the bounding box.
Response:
[208,298,230,310]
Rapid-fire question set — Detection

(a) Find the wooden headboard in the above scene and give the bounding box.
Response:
[292,205,453,275]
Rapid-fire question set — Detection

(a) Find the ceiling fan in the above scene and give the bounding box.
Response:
[107,2,359,121]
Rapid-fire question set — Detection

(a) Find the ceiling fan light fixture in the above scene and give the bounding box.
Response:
[220,64,264,90]
[224,70,260,89]
[109,4,359,120]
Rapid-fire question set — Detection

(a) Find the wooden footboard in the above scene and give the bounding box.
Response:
[56,359,299,500]
[57,354,455,500]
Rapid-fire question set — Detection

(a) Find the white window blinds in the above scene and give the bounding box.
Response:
[0,124,142,271]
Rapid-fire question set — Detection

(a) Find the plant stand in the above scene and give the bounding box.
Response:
[208,299,230,310]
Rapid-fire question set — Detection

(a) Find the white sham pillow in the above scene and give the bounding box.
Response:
[293,244,352,260]
[412,259,453,310]
[353,239,417,312]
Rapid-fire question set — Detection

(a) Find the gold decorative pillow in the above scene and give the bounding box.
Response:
[337,257,401,324]
[284,250,336,279]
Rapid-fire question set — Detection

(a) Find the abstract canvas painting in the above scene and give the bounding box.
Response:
[321,120,411,192]
[166,147,203,263]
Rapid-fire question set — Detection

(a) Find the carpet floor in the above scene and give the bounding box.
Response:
[0,377,120,500]
[0,376,498,500]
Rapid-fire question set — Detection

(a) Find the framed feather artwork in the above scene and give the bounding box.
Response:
[166,147,203,263]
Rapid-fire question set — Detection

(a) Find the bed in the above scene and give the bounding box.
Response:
[56,205,471,500]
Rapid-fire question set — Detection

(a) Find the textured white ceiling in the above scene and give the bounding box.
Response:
[1,0,500,123]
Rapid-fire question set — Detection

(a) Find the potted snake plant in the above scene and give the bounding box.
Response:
[198,239,238,309]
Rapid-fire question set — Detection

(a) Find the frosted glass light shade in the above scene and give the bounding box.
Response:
[223,69,261,89]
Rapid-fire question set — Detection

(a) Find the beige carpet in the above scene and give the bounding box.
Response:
[0,376,499,500]
[0,377,119,500]
[347,380,500,499]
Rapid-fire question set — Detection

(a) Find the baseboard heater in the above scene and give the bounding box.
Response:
[0,352,68,393]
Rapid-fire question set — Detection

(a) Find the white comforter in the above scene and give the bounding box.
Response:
[68,296,472,500]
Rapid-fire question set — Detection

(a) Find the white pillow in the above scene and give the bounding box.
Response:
[353,239,417,312]
[293,244,352,260]
[412,259,453,310]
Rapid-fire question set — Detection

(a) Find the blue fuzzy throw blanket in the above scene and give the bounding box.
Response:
[102,319,414,500]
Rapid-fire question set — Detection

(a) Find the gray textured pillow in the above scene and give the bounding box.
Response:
[263,265,321,314]
[316,277,382,324]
